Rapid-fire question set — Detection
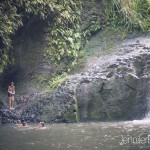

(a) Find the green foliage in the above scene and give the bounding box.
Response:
[0,0,48,72]
[81,0,105,43]
[0,0,51,46]
[45,0,81,71]
[136,0,150,32]
[1,0,149,75]
[0,49,9,73]
[82,19,102,40]
[0,1,22,48]
[103,0,150,32]
[33,72,67,90]
[48,72,67,89]
[0,0,81,73]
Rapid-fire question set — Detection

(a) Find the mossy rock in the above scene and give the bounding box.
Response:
[62,106,77,123]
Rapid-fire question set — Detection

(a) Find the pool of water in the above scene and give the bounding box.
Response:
[1,119,150,150]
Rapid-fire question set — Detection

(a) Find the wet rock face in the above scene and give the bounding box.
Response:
[1,37,150,123]
[18,37,150,123]
[76,38,150,121]
[20,86,77,123]
[77,73,148,121]
[0,109,21,124]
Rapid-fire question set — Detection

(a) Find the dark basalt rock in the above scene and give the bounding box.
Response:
[1,37,150,124]
[0,109,21,124]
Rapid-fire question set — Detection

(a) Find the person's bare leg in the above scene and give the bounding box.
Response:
[12,96,14,109]
[9,97,12,109]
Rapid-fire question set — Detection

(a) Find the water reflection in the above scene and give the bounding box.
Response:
[0,121,150,150]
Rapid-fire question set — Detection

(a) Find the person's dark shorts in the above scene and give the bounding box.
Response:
[8,93,13,97]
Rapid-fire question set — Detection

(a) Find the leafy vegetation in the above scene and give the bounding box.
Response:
[80,0,106,44]
[45,0,81,72]
[103,0,150,32]
[0,0,43,72]
[0,0,150,88]
[33,72,67,91]
[0,0,81,73]
[80,0,150,45]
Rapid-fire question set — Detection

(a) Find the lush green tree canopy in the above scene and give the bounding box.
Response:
[0,0,81,72]
[0,0,150,73]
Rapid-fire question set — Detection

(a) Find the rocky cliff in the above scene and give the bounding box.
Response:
[22,36,150,122]
[1,32,150,123]
[1,0,150,124]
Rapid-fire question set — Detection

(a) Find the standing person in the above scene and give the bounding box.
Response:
[8,82,15,110]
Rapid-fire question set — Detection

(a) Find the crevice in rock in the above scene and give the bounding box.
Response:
[99,82,105,93]
[125,83,136,91]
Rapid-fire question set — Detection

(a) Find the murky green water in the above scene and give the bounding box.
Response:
[1,120,150,150]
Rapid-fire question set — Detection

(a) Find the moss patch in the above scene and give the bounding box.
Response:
[74,27,128,72]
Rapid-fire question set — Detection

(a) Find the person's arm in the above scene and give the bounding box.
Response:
[12,87,15,94]
[8,86,13,94]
